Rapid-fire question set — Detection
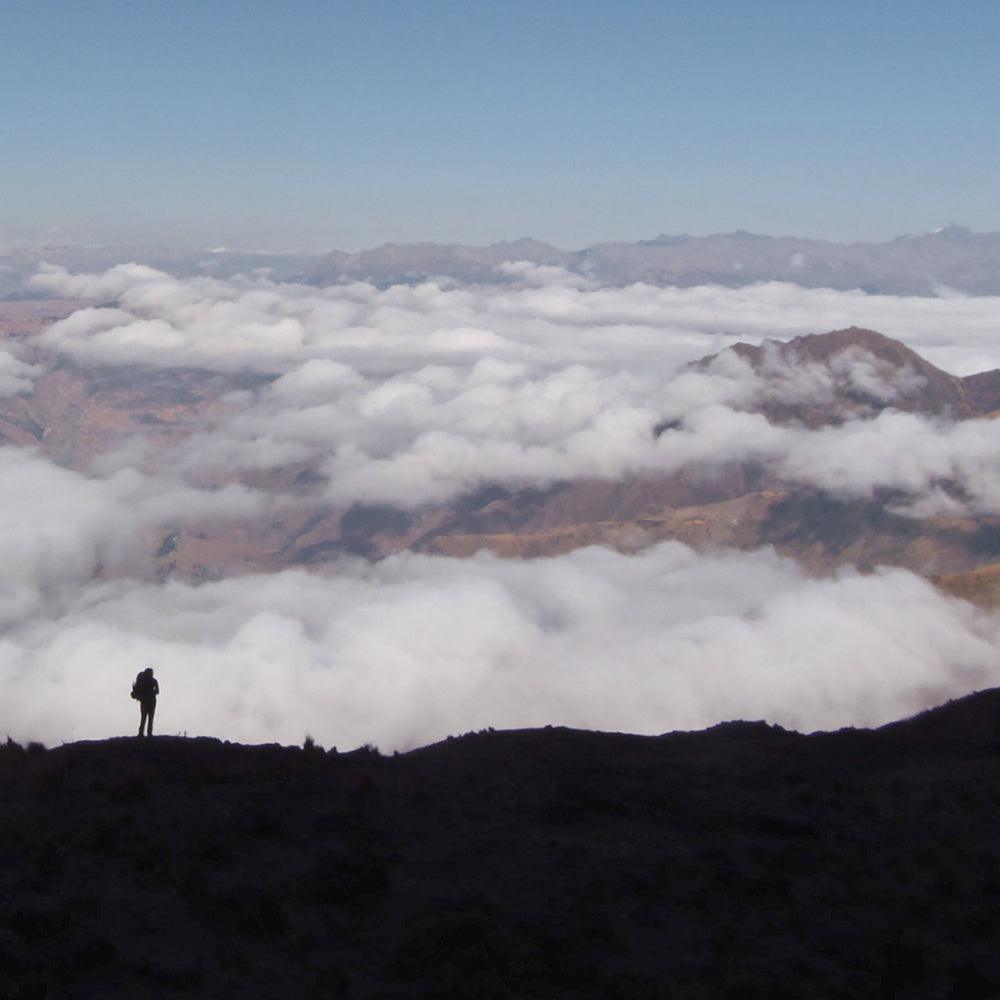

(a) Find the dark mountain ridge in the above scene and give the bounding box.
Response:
[5,687,1000,997]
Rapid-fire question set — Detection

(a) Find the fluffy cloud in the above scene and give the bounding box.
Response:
[0,447,263,626]
[3,542,997,750]
[0,350,42,397]
[167,346,1000,512]
[779,411,1000,510]
[32,264,1000,376]
[21,264,1000,513]
[5,266,1000,749]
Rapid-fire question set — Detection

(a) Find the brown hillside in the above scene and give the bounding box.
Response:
[703,327,972,424]
[932,562,1000,608]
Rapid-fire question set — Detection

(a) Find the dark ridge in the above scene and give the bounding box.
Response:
[288,504,416,563]
[154,532,179,558]
[411,482,568,550]
[292,537,354,563]
[5,688,1000,997]
[7,415,45,441]
[967,524,1000,560]
[761,490,922,555]
[337,503,413,541]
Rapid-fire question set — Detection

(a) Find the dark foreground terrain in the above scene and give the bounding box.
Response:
[5,693,1000,999]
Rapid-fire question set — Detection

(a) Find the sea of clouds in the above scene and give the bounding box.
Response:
[26,263,1000,512]
[6,543,999,749]
[2,263,1000,748]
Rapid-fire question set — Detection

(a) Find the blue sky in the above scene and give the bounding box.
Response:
[3,0,998,249]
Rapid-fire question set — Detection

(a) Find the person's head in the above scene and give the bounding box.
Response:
[144,667,154,677]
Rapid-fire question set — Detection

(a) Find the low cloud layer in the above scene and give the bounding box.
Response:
[0,447,262,627]
[3,265,1000,746]
[4,542,997,750]
[24,263,1000,513]
[32,262,1000,376]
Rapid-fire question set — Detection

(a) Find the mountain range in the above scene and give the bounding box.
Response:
[307,224,1000,296]
[5,224,1000,297]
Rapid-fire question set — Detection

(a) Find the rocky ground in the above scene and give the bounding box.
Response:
[3,690,1000,998]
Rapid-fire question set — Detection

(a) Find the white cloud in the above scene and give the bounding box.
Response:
[5,266,1000,751]
[0,446,264,626]
[32,265,1000,377]
[0,350,41,397]
[2,542,997,750]
[166,342,1000,513]
[24,264,1000,513]
[779,411,1000,510]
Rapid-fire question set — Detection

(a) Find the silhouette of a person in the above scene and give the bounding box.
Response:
[132,667,159,737]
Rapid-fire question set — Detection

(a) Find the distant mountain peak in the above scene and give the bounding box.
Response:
[725,229,772,241]
[301,225,1000,297]
[782,326,928,363]
[696,327,975,425]
[928,222,972,238]
[638,233,691,247]
[896,222,974,242]
[710,327,927,367]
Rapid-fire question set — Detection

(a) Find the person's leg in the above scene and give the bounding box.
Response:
[147,702,155,736]
[139,707,147,736]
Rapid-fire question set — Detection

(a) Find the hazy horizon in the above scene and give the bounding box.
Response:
[2,221,997,258]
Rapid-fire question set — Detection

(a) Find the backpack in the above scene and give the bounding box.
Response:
[131,674,142,700]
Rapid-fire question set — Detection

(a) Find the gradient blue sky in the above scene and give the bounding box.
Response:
[3,0,998,250]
